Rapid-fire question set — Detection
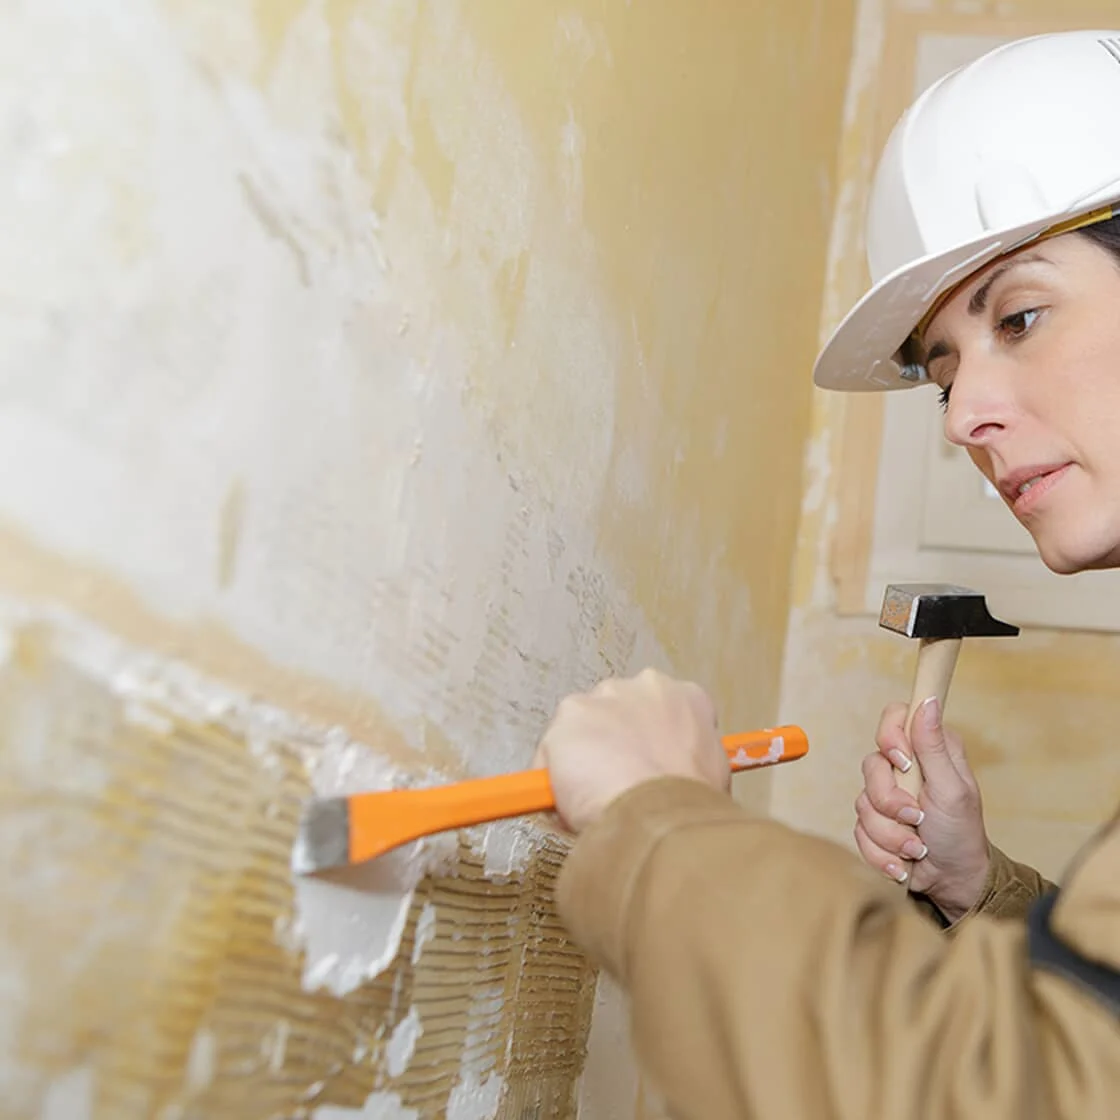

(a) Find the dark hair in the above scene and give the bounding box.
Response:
[1079,213,1120,263]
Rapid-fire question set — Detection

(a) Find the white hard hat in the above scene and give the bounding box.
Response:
[813,29,1120,393]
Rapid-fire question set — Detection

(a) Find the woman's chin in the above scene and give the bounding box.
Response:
[1033,526,1120,575]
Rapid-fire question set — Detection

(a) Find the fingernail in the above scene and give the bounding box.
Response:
[889,749,912,773]
[897,807,924,826]
[902,839,928,860]
[884,863,908,883]
[920,696,941,729]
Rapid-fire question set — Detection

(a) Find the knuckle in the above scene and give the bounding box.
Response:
[861,757,893,801]
[684,681,717,723]
[866,787,892,815]
[863,814,904,852]
[946,785,978,814]
[876,702,908,738]
[923,726,948,751]
[555,693,588,720]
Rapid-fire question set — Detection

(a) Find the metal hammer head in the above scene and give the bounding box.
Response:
[879,583,1020,639]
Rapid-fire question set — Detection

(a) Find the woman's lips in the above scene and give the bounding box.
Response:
[1010,463,1073,516]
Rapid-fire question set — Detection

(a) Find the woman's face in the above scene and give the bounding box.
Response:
[919,231,1120,574]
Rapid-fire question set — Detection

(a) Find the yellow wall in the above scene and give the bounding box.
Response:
[773,0,1120,883]
[0,2,855,1117]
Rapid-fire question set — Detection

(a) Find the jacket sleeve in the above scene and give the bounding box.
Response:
[555,778,1117,1120]
[911,842,1058,929]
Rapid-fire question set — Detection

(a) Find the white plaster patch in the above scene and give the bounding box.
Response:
[304,727,407,799]
[293,839,440,997]
[410,902,437,966]
[474,818,537,881]
[122,698,175,736]
[385,1006,423,1079]
[184,1029,217,1093]
[447,1071,505,1120]
[293,728,460,995]
[264,1018,291,1074]
[817,0,887,340]
[314,1091,419,1120]
[555,11,613,70]
[462,982,505,1063]
[559,109,585,224]
[39,1065,93,1120]
[799,429,832,516]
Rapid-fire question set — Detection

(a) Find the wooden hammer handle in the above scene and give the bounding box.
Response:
[893,637,962,889]
[897,636,961,830]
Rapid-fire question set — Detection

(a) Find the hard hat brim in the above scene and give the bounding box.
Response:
[811,213,1060,393]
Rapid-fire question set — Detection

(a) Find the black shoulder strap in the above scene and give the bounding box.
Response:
[1027,889,1120,1017]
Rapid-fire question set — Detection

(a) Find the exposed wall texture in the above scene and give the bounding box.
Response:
[774,0,1120,883]
[0,2,854,1117]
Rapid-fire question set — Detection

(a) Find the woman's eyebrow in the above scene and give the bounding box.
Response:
[967,251,1051,316]
[921,251,1052,368]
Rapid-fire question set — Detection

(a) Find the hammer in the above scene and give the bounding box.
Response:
[879,582,1019,825]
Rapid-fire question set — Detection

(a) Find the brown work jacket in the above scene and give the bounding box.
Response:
[557,778,1120,1119]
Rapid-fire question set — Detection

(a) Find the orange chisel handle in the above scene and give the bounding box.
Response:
[347,725,809,865]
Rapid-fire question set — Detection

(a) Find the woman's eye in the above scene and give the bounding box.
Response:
[937,385,951,413]
[997,307,1041,339]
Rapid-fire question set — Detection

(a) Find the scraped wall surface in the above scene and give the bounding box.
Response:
[774,0,1120,883]
[0,1,855,1117]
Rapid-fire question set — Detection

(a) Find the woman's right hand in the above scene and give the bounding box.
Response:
[853,696,992,922]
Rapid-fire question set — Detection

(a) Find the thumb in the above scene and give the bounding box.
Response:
[909,697,958,787]
[939,725,975,783]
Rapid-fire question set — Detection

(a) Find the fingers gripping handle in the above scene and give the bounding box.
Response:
[895,638,961,886]
[892,638,961,887]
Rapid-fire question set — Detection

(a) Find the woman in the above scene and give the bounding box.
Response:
[536,30,1120,1119]
[828,28,1120,927]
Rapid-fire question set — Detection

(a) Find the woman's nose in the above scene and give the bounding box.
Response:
[942,352,1014,447]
